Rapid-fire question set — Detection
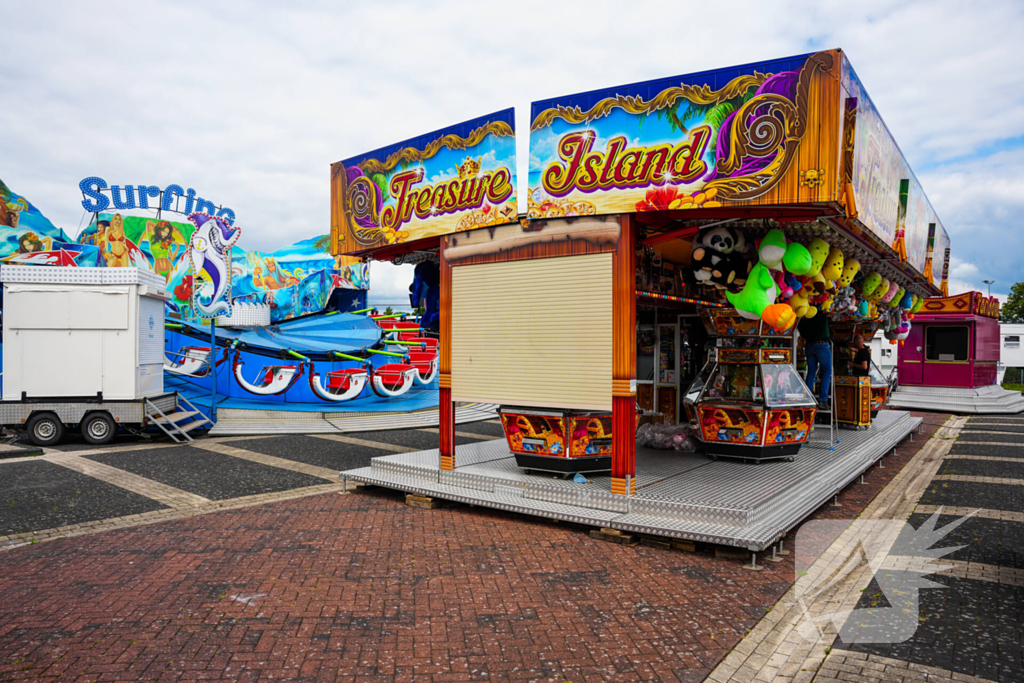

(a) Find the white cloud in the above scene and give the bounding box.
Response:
[2,0,1024,306]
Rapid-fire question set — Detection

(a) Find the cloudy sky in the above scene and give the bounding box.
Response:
[2,0,1022,301]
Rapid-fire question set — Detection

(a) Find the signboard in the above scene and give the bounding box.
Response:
[842,55,948,279]
[527,51,840,218]
[79,177,236,224]
[332,109,517,255]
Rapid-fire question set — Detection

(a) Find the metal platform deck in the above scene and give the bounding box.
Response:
[888,384,1024,414]
[342,410,922,551]
[208,402,498,435]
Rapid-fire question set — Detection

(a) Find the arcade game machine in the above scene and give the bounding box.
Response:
[683,310,817,461]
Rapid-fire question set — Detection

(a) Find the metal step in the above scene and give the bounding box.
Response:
[151,410,200,424]
[178,419,211,434]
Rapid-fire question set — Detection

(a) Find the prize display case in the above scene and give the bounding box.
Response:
[683,311,817,461]
[498,406,614,474]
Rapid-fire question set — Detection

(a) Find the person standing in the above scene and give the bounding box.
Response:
[799,312,832,407]
[850,334,872,377]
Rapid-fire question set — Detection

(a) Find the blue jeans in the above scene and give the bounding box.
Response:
[805,341,832,403]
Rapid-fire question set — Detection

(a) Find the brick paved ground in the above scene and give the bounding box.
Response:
[0,412,949,682]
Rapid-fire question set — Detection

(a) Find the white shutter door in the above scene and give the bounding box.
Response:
[451,252,612,410]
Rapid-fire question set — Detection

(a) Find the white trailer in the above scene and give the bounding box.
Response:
[0,265,208,445]
[998,323,1024,384]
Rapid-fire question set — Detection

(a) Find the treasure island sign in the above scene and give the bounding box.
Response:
[332,109,518,254]
[526,51,841,219]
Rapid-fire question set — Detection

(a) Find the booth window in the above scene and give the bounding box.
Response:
[925,326,969,361]
[1006,335,1020,348]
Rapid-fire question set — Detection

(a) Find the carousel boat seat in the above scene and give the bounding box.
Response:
[407,350,439,383]
[371,363,419,397]
[327,368,368,389]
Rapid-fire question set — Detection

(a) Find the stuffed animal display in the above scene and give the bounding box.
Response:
[685,225,916,338]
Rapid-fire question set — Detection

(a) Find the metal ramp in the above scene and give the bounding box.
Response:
[145,394,212,443]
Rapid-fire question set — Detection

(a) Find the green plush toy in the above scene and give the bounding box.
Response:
[727,261,776,320]
[759,228,812,274]
[725,261,798,330]
[861,271,882,298]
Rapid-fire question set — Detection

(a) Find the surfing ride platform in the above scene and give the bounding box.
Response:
[167,376,497,435]
[342,410,921,551]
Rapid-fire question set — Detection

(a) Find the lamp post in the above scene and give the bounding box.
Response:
[983,279,995,297]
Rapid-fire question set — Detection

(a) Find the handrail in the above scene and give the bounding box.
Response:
[367,348,406,358]
[332,351,370,365]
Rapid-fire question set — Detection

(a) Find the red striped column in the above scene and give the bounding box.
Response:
[439,237,455,471]
[611,215,636,495]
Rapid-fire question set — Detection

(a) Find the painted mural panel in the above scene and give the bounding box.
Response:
[332,109,518,255]
[903,173,932,275]
[0,177,101,266]
[842,55,948,279]
[527,51,841,218]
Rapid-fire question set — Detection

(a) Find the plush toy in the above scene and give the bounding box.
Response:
[867,278,889,302]
[861,271,882,298]
[692,247,752,291]
[837,259,861,288]
[784,242,813,275]
[758,229,789,270]
[822,247,845,282]
[856,299,871,318]
[899,291,913,310]
[808,271,828,295]
[805,238,830,277]
[725,262,796,330]
[789,287,813,317]
[880,282,900,304]
[833,286,857,313]
[887,286,904,308]
[784,272,802,296]
[692,226,751,291]
[910,296,925,314]
[772,268,794,298]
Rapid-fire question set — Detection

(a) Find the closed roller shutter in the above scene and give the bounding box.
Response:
[451,252,612,410]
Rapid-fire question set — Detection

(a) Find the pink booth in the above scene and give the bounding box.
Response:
[898,292,1000,389]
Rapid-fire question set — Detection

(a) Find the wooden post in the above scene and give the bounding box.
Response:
[439,236,455,470]
[611,214,636,495]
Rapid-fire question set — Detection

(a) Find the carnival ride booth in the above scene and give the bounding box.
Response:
[334,50,952,550]
[897,292,1000,389]
[682,310,817,461]
[888,291,1024,413]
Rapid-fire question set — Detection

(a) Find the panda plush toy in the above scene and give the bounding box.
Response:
[691,226,751,292]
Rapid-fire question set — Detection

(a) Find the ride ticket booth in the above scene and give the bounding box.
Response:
[335,48,949,526]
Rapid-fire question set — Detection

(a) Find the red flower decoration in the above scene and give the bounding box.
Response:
[174,274,193,302]
[634,185,680,212]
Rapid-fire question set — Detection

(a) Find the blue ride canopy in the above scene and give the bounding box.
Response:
[177,311,384,359]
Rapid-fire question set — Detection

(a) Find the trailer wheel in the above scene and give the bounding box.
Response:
[81,412,116,445]
[26,412,65,447]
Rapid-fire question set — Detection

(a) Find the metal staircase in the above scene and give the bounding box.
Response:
[145,394,212,443]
